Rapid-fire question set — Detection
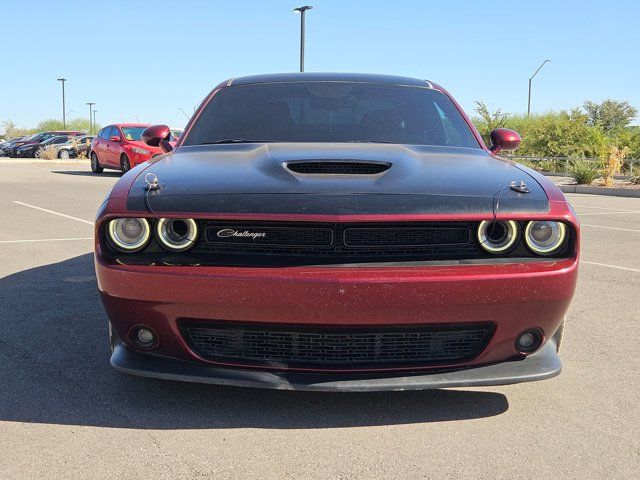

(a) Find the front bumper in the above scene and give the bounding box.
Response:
[111,338,561,392]
[98,254,577,366]
[16,149,35,158]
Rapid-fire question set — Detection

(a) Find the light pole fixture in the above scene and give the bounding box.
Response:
[57,78,67,128]
[86,102,95,134]
[527,59,550,117]
[293,6,313,72]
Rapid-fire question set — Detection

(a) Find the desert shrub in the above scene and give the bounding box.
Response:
[39,145,57,160]
[569,159,599,185]
[535,158,566,173]
[72,138,90,159]
[602,146,630,186]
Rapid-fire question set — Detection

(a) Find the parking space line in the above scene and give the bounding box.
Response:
[12,201,94,225]
[581,261,640,274]
[581,224,640,233]
[0,237,93,244]
[578,210,640,216]
[571,204,640,212]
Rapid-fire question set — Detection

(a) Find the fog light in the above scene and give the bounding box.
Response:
[516,329,543,354]
[137,328,155,344]
[518,333,535,348]
[130,326,157,349]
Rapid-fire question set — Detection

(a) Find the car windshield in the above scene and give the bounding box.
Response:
[183,82,480,148]
[42,136,65,145]
[120,127,146,141]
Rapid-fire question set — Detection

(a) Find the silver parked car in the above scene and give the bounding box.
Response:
[42,135,94,159]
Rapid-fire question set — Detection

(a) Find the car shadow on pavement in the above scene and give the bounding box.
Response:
[0,254,509,429]
[51,170,122,177]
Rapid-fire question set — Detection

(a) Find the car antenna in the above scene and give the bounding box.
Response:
[142,172,190,244]
[488,180,530,238]
[143,172,164,220]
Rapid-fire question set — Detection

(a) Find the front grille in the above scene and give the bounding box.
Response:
[181,322,493,370]
[286,161,390,175]
[194,221,480,265]
[206,226,333,246]
[344,226,468,246]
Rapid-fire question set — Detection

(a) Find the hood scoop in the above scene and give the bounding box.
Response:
[286,160,391,175]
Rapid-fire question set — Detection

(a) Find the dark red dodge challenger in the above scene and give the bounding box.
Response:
[95,73,578,391]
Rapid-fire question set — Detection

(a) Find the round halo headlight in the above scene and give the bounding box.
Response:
[524,221,567,255]
[156,218,198,251]
[108,218,151,252]
[477,220,519,253]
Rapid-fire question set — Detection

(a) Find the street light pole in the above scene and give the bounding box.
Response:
[92,109,97,132]
[57,78,67,128]
[527,59,550,117]
[86,102,95,134]
[293,6,313,72]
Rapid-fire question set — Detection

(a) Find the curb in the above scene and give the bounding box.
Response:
[559,184,640,198]
[0,157,90,165]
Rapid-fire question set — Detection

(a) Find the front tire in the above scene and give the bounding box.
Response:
[58,149,70,159]
[109,322,120,353]
[120,154,131,173]
[90,152,103,173]
[34,149,42,159]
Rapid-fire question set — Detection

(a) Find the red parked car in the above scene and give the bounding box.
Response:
[96,73,578,392]
[90,124,163,173]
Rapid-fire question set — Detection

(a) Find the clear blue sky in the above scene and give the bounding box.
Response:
[1,0,639,129]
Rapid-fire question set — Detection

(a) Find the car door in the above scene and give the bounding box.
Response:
[51,136,71,156]
[94,128,108,163]
[103,126,120,167]
[109,126,124,166]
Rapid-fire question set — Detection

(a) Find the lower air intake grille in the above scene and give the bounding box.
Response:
[181,322,493,370]
[286,161,390,175]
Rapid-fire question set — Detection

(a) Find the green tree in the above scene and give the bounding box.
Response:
[583,99,637,133]
[34,118,98,134]
[1,120,35,139]
[472,101,508,147]
[611,126,640,160]
[513,109,607,158]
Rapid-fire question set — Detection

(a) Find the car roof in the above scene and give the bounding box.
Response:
[227,72,434,88]
[109,123,150,128]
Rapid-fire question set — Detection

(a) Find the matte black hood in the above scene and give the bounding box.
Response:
[126,143,549,215]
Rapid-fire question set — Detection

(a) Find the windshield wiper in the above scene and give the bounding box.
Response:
[347,140,403,144]
[197,138,270,145]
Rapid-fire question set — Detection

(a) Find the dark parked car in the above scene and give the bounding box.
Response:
[0,136,27,156]
[7,130,84,157]
[96,73,578,392]
[16,135,71,158]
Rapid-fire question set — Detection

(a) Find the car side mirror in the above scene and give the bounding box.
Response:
[109,135,121,143]
[489,128,521,154]
[142,124,173,153]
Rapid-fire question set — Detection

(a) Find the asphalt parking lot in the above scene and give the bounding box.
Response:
[0,160,638,480]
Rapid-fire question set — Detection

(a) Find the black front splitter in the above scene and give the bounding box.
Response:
[110,341,561,392]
